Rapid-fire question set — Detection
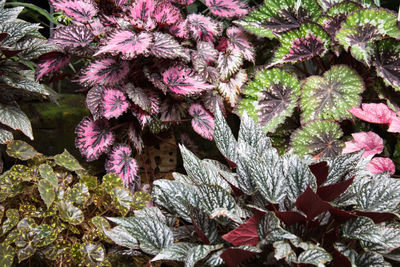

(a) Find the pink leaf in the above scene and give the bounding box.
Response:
[86,85,104,120]
[132,105,152,128]
[205,0,248,19]
[51,25,94,49]
[189,103,215,140]
[169,21,189,38]
[75,116,114,161]
[129,0,156,30]
[79,58,130,85]
[195,41,218,63]
[226,26,255,62]
[50,0,97,22]
[36,52,71,80]
[170,0,195,5]
[95,30,153,59]
[162,65,214,95]
[342,132,384,158]
[187,14,222,42]
[154,1,182,26]
[348,103,396,124]
[105,144,139,186]
[388,116,400,133]
[102,88,130,119]
[366,157,395,175]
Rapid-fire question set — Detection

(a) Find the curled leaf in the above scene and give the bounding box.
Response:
[342,132,383,158]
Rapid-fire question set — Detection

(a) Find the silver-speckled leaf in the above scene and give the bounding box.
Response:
[341,217,383,245]
[185,244,223,267]
[214,105,237,162]
[152,242,195,263]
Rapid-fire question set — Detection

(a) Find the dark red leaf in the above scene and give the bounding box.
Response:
[329,207,356,224]
[317,177,354,202]
[222,213,263,246]
[295,186,331,220]
[1,49,22,58]
[355,211,395,224]
[0,33,9,42]
[274,211,306,226]
[309,161,329,186]
[332,248,352,267]
[220,247,259,267]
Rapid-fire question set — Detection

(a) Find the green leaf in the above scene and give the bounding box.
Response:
[336,8,400,64]
[2,76,49,95]
[325,151,363,185]
[184,244,223,267]
[214,105,237,162]
[0,129,12,144]
[360,224,400,253]
[152,242,196,262]
[1,209,19,236]
[132,191,151,210]
[38,180,56,209]
[66,183,90,206]
[134,207,167,224]
[80,243,105,265]
[110,187,132,216]
[0,104,32,140]
[107,216,174,255]
[58,201,84,225]
[233,20,275,39]
[6,140,40,160]
[0,244,14,266]
[39,164,58,188]
[0,21,41,46]
[32,224,57,247]
[268,22,330,67]
[301,65,364,123]
[101,173,123,192]
[341,217,383,244]
[374,38,400,91]
[103,225,139,249]
[190,207,219,243]
[80,175,97,190]
[241,68,300,133]
[54,149,83,171]
[291,120,343,157]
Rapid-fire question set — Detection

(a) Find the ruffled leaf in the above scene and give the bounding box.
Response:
[75,116,114,161]
[95,30,153,60]
[150,32,187,60]
[218,69,247,107]
[366,157,395,175]
[101,88,129,119]
[105,144,138,186]
[36,52,71,80]
[348,103,395,124]
[50,0,97,22]
[79,58,130,86]
[291,120,343,158]
[374,38,400,91]
[205,0,248,18]
[50,25,94,49]
[187,14,222,42]
[342,132,383,158]
[301,65,364,123]
[189,104,215,140]
[226,26,255,62]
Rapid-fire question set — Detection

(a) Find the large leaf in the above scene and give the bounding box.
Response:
[301,65,364,122]
[79,58,130,86]
[105,144,138,186]
[0,129,12,144]
[348,103,395,124]
[366,157,395,175]
[129,0,156,31]
[150,32,187,60]
[360,224,400,254]
[95,30,153,60]
[291,120,343,158]
[341,217,383,245]
[0,244,14,266]
[196,184,236,216]
[107,216,174,255]
[205,0,248,18]
[189,103,215,141]
[2,76,48,95]
[51,25,94,49]
[0,104,32,140]
[336,8,400,64]
[186,14,222,42]
[75,116,114,161]
[39,164,58,188]
[268,22,330,67]
[374,38,400,91]
[103,225,139,249]
[342,131,383,157]
[50,0,97,22]
[257,212,297,243]
[101,87,130,119]
[222,213,262,246]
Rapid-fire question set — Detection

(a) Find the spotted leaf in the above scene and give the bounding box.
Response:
[75,117,114,161]
[50,25,94,49]
[187,14,222,42]
[189,104,215,140]
[301,65,364,123]
[36,52,71,80]
[105,144,138,186]
[95,30,153,60]
[50,0,97,22]
[101,88,129,119]
[291,120,343,158]
[218,69,247,108]
[374,38,400,91]
[366,157,395,175]
[205,0,248,18]
[79,58,129,86]
[348,103,395,124]
[342,132,383,158]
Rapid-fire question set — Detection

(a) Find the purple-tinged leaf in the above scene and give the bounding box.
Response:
[125,84,152,112]
[170,0,195,5]
[222,213,262,246]
[160,98,187,123]
[162,65,214,96]
[150,32,187,60]
[218,69,247,107]
[86,85,104,120]
[95,30,153,60]
[50,0,98,22]
[129,0,156,30]
[75,116,114,161]
[374,39,400,91]
[220,246,261,267]
[366,157,395,175]
[105,144,138,186]
[189,103,215,140]
[226,26,254,62]
[154,1,182,26]
[195,41,218,63]
[132,105,152,128]
[342,132,383,158]
[144,67,168,94]
[205,0,248,19]
[169,20,189,39]
[36,52,71,80]
[179,133,199,155]
[187,14,222,42]
[114,0,129,6]
[217,48,243,80]
[192,56,220,83]
[102,88,130,119]
[79,58,130,86]
[348,103,395,124]
[201,91,226,116]
[50,25,94,49]
[127,123,144,154]
[296,186,331,220]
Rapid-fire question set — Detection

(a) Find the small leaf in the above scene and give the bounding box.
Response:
[186,14,222,42]
[296,186,331,220]
[154,1,183,26]
[86,85,103,120]
[79,58,130,86]
[0,104,33,140]
[218,68,247,108]
[220,246,261,267]
[54,149,83,171]
[342,132,383,157]
[6,140,40,160]
[36,52,71,80]
[1,209,19,236]
[205,0,248,18]
[0,129,12,144]
[189,103,215,140]
[0,244,14,266]
[257,212,297,243]
[297,247,332,266]
[101,88,130,119]
[102,173,124,192]
[39,164,58,188]
[129,0,156,30]
[226,26,254,62]
[341,217,383,245]
[38,180,56,208]
[105,144,138,186]
[58,201,84,225]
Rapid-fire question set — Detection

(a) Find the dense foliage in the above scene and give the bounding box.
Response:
[0,140,150,266]
[237,0,400,159]
[0,0,57,144]
[106,107,400,266]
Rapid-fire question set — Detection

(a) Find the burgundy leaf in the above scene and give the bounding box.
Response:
[51,25,94,49]
[355,211,395,224]
[50,0,97,22]
[0,33,9,42]
[95,30,153,59]
[114,0,129,6]
[105,144,139,186]
[125,84,152,113]
[179,133,199,155]
[295,186,331,220]
[308,161,329,186]
[127,123,144,154]
[201,91,226,116]
[143,67,168,94]
[150,32,187,60]
[75,116,114,161]
[160,98,187,122]
[222,213,262,246]
[86,85,104,120]
[329,207,356,223]
[36,52,71,80]
[348,103,395,124]
[220,247,259,267]
[342,132,383,158]
[205,0,248,19]
[189,103,215,140]
[154,1,182,26]
[162,65,214,95]
[274,211,306,226]
[317,177,354,202]
[129,0,156,30]
[187,14,222,42]
[79,58,129,85]
[366,157,395,175]
[226,26,254,62]
[332,248,353,267]
[101,88,130,119]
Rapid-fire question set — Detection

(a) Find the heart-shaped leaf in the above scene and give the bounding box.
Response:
[38,180,56,208]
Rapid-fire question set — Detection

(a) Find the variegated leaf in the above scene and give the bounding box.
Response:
[50,25,94,49]
[189,103,215,140]
[205,0,248,18]
[217,48,243,80]
[101,87,130,119]
[105,144,138,186]
[187,14,222,42]
[80,58,130,86]
[218,69,247,108]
